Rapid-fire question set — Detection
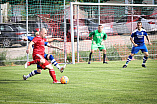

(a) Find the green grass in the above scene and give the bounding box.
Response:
[0,60,157,104]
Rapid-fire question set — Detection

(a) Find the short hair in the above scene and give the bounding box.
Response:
[35,32,39,36]
[98,24,102,26]
[137,22,142,25]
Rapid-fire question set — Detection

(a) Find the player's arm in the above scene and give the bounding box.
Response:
[47,43,63,51]
[103,33,107,40]
[89,31,95,40]
[89,31,95,44]
[46,38,63,42]
[130,32,138,47]
[22,36,34,41]
[22,36,28,41]
[101,33,107,45]
[26,41,34,54]
[146,35,152,45]
[130,37,138,47]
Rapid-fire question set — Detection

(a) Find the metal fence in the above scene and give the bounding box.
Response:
[0,0,157,65]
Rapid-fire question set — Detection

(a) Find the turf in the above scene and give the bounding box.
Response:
[0,60,157,104]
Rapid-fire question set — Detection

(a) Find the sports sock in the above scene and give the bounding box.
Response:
[89,52,92,62]
[142,56,148,65]
[49,55,60,69]
[49,69,57,82]
[103,54,106,62]
[25,70,41,79]
[125,55,132,65]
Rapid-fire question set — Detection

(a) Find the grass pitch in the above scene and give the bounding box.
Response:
[0,60,157,104]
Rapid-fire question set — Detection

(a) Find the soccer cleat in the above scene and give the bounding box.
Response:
[88,61,91,64]
[142,64,146,68]
[23,75,27,80]
[24,62,30,68]
[59,64,66,73]
[53,80,61,84]
[123,65,127,68]
[103,62,108,64]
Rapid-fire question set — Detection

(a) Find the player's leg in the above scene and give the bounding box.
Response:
[88,43,98,64]
[24,60,37,68]
[142,52,148,68]
[25,55,41,68]
[88,49,94,64]
[123,53,134,68]
[123,46,139,68]
[142,45,149,68]
[101,47,108,64]
[45,64,60,83]
[25,54,48,67]
[23,67,41,80]
[45,54,65,73]
[103,51,108,64]
[39,58,60,83]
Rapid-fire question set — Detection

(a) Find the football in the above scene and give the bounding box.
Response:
[60,76,69,84]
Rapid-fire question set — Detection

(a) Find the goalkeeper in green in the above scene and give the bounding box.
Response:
[88,24,108,64]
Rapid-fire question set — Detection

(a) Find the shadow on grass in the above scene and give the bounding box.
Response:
[0,79,28,84]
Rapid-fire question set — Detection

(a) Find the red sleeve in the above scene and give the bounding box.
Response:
[32,37,38,44]
[44,38,47,42]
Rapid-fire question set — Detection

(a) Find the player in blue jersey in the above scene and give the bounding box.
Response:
[22,32,66,80]
[123,22,152,68]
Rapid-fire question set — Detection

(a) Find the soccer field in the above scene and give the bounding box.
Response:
[0,60,157,104]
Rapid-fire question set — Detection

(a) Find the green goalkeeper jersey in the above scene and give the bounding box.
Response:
[89,30,107,44]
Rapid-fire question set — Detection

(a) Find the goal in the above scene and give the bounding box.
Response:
[70,2,157,64]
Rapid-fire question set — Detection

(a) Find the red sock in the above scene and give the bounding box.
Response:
[49,69,57,82]
[29,59,40,65]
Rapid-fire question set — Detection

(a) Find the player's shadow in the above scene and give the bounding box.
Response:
[0,79,26,84]
[85,66,116,69]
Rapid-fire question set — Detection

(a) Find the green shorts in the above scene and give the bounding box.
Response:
[91,44,106,51]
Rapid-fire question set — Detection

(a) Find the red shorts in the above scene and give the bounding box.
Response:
[33,54,50,69]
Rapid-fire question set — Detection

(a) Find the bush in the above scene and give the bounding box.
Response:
[0,50,7,66]
[14,54,33,65]
[107,46,122,61]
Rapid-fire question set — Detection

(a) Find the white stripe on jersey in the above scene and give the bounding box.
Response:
[132,28,147,34]
[36,54,44,59]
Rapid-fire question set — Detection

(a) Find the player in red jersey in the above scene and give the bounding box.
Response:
[24,28,61,83]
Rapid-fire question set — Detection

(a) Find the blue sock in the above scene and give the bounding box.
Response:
[126,55,132,65]
[143,56,148,64]
[49,55,54,60]
[49,55,60,69]
[26,70,40,79]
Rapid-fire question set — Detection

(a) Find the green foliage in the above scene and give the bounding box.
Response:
[67,47,121,63]
[147,40,157,59]
[0,52,32,66]
[0,60,157,103]
[67,52,72,63]
[0,50,7,66]
[13,54,33,65]
[79,51,90,62]
[107,46,122,61]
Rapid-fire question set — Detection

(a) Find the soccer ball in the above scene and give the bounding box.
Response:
[60,76,69,84]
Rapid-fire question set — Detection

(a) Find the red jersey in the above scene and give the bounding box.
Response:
[32,35,47,57]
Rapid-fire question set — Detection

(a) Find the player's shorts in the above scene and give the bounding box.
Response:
[37,53,48,69]
[33,54,51,69]
[91,43,106,51]
[131,44,148,54]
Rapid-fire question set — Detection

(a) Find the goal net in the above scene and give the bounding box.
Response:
[70,2,157,64]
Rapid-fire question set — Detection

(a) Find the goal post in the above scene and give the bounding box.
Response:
[70,2,157,64]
